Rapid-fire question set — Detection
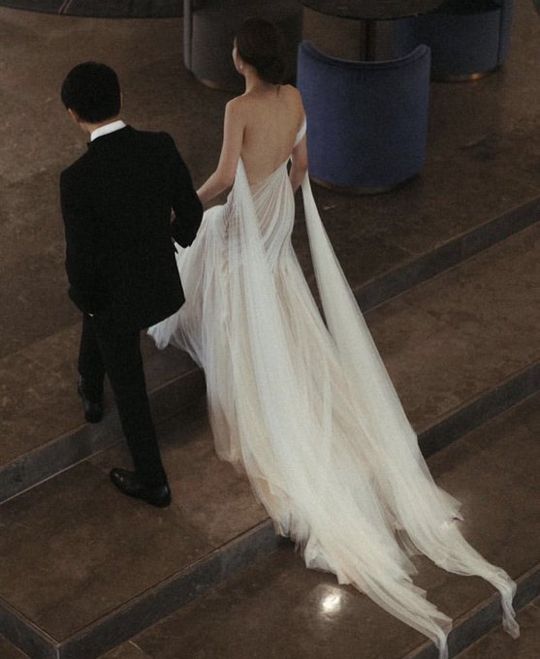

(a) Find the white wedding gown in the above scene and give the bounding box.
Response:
[149,122,518,657]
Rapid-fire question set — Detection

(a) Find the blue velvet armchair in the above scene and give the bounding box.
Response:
[296,42,431,192]
[396,0,514,80]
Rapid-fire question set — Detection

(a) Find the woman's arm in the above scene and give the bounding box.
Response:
[197,99,245,207]
[289,133,308,193]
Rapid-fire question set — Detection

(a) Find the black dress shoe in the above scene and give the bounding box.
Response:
[77,378,103,423]
[110,468,172,508]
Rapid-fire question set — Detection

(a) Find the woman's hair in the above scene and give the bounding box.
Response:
[61,62,121,123]
[235,18,286,85]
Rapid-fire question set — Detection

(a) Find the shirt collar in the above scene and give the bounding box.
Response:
[90,119,127,142]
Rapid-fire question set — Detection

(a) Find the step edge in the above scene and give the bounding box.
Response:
[403,563,540,659]
[2,197,538,500]
[0,519,276,659]
[2,356,537,505]
[419,360,540,457]
[57,519,279,659]
[3,385,539,657]
[0,369,206,504]
[0,594,59,659]
[357,196,540,312]
[0,363,203,474]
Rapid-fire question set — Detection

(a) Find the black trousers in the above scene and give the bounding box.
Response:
[78,313,167,487]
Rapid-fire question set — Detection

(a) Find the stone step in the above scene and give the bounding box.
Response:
[0,386,537,659]
[333,198,540,312]
[0,3,537,656]
[2,0,539,367]
[0,344,537,659]
[2,220,538,504]
[1,0,539,507]
[0,332,205,503]
[99,394,540,659]
[456,597,540,659]
[0,411,274,659]
[0,395,540,659]
[0,635,28,659]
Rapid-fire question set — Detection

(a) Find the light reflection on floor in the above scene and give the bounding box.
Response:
[319,585,345,617]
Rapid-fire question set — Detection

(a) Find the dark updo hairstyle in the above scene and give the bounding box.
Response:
[61,62,121,123]
[235,18,286,85]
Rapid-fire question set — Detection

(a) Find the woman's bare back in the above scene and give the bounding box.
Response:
[236,84,305,185]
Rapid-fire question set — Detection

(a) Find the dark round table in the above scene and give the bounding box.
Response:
[301,0,445,59]
[0,0,181,17]
[184,0,302,91]
[300,1,445,19]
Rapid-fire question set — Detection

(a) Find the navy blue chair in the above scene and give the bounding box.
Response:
[296,42,431,193]
[396,0,514,80]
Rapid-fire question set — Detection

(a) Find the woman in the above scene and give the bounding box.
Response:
[149,19,518,658]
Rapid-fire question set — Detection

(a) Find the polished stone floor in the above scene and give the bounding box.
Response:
[102,394,540,659]
[1,217,537,484]
[1,0,539,481]
[458,597,540,658]
[1,1,539,359]
[0,389,538,658]
[0,635,27,659]
[0,3,539,658]
[1,228,536,642]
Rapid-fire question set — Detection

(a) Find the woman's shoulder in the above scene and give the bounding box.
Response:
[282,85,305,116]
[281,83,301,96]
[225,85,304,127]
[225,95,247,114]
[230,84,300,103]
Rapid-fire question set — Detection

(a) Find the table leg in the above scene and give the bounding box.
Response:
[183,0,193,70]
[365,20,377,60]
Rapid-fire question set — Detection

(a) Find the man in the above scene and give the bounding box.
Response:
[60,62,202,507]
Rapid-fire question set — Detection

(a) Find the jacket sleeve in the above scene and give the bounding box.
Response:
[60,168,103,315]
[162,133,203,248]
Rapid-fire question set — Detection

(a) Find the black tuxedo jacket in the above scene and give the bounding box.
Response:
[60,125,203,329]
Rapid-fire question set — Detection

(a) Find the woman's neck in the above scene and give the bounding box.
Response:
[243,71,277,95]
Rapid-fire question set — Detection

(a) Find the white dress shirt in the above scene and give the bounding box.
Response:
[90,119,127,142]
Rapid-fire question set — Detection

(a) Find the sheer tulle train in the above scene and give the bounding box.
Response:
[148,126,518,658]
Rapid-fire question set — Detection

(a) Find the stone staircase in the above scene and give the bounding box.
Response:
[1,1,539,656]
[457,597,540,659]
[102,396,540,659]
[0,214,538,658]
[1,200,538,505]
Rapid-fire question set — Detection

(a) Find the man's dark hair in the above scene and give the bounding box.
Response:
[61,62,121,123]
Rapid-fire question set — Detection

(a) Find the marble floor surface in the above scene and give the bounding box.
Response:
[457,597,540,659]
[0,4,538,658]
[0,227,537,655]
[0,635,28,659]
[2,598,538,658]
[97,393,540,659]
[0,384,537,658]
[1,220,537,476]
[0,1,539,359]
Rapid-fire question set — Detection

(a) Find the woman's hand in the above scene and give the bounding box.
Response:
[289,132,308,193]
